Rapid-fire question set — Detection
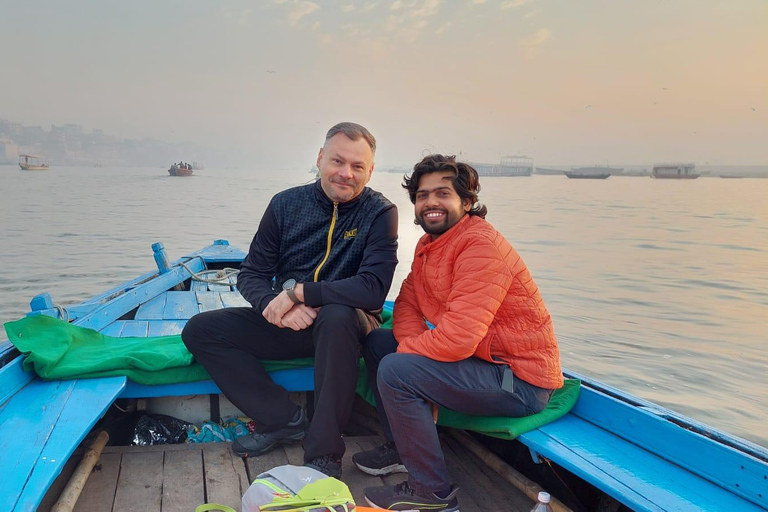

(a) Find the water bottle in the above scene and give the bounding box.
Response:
[529,491,554,512]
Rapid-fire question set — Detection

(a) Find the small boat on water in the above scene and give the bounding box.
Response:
[1,240,767,511]
[18,154,49,170]
[720,175,744,179]
[564,171,610,179]
[168,163,193,176]
[652,162,699,179]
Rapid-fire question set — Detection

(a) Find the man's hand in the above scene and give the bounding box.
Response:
[281,304,320,331]
[262,291,296,327]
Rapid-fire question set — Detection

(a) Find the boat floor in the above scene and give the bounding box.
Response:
[57,433,534,512]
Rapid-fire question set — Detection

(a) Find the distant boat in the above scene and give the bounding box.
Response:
[168,164,193,177]
[720,175,744,179]
[564,171,610,179]
[470,155,533,177]
[651,162,699,179]
[571,166,623,175]
[18,154,49,171]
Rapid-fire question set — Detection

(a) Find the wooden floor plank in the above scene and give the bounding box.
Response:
[342,436,389,505]
[442,432,531,512]
[203,443,248,512]
[113,451,164,512]
[162,449,205,512]
[283,443,305,466]
[244,445,289,482]
[73,452,122,512]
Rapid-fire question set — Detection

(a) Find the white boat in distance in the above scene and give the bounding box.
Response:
[652,162,699,179]
[470,155,533,177]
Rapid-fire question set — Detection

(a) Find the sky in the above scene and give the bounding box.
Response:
[1,0,766,168]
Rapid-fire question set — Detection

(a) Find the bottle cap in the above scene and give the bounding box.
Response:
[538,491,551,503]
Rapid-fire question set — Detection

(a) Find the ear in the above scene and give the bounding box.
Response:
[463,198,472,212]
[316,148,324,168]
[366,162,375,183]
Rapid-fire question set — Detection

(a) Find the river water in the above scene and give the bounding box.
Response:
[1,165,766,447]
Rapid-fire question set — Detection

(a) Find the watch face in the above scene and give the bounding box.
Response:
[283,278,296,290]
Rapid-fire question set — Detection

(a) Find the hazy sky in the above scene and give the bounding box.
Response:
[1,0,766,167]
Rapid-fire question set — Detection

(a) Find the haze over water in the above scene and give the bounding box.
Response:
[0,166,766,448]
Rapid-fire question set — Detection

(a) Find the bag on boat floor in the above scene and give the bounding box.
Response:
[242,465,354,512]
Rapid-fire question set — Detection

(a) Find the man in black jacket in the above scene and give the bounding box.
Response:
[182,122,398,477]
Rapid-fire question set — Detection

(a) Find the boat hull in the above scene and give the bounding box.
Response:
[19,164,49,170]
[168,167,193,176]
[564,172,610,179]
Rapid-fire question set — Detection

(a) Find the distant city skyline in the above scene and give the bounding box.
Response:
[1,1,766,168]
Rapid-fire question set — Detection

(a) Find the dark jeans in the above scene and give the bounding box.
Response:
[363,328,553,495]
[182,304,374,462]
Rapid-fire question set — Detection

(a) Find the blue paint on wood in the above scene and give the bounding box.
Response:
[195,291,224,313]
[162,291,200,320]
[220,291,250,308]
[120,321,150,337]
[518,409,766,511]
[0,377,126,511]
[119,368,315,398]
[147,320,186,336]
[0,357,35,406]
[29,293,54,312]
[152,242,173,274]
[134,293,168,320]
[74,258,205,332]
[98,323,124,337]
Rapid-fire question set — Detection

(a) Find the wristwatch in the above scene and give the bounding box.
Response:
[282,278,302,304]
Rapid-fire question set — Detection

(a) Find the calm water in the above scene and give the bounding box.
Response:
[1,166,766,447]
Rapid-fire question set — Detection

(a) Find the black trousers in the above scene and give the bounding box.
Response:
[181,304,375,461]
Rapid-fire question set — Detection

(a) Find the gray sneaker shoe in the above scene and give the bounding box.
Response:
[364,481,460,511]
[232,408,308,458]
[353,441,407,476]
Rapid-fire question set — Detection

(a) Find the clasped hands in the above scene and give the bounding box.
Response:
[262,285,319,331]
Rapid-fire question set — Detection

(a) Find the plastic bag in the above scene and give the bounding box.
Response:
[132,413,193,445]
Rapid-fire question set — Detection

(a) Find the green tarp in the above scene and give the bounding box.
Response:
[5,312,579,440]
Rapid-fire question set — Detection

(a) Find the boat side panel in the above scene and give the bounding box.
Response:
[74,258,205,332]
[0,357,34,406]
[0,377,126,511]
[572,387,768,508]
[519,415,765,512]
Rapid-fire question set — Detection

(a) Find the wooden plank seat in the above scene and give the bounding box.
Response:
[516,373,768,511]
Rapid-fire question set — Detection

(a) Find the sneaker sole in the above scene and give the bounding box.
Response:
[364,496,459,512]
[354,461,408,476]
[232,430,306,458]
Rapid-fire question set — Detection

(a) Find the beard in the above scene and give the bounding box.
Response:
[415,209,455,236]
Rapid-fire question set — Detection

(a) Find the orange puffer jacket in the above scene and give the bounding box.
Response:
[394,215,563,390]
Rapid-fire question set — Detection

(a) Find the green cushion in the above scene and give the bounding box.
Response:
[436,378,581,440]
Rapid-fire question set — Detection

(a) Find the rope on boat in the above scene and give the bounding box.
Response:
[54,304,70,322]
[178,260,241,285]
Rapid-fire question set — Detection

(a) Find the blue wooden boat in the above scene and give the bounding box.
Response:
[1,240,767,511]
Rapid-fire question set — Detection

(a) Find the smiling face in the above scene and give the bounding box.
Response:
[316,133,375,203]
[414,171,472,239]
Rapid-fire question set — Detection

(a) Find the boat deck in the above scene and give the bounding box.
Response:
[59,434,534,512]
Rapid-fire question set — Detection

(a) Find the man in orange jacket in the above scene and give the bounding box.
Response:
[355,154,563,512]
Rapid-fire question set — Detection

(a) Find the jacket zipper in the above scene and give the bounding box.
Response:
[313,202,338,281]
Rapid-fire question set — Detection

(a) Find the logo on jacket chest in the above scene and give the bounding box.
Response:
[343,228,358,240]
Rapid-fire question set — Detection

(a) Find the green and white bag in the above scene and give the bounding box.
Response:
[242,464,355,512]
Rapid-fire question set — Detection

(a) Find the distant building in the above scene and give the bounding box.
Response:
[0,137,18,164]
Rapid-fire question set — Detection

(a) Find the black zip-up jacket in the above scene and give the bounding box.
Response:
[237,180,398,317]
